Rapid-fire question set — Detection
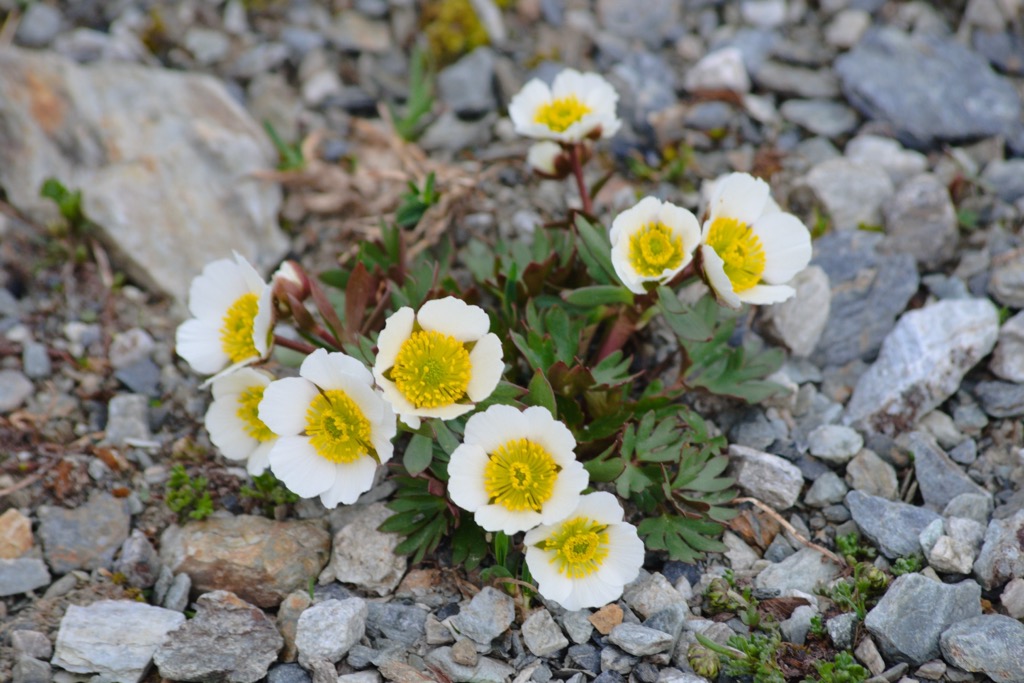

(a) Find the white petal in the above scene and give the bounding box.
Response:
[252,283,274,357]
[374,307,415,374]
[509,79,553,134]
[410,402,475,421]
[399,414,421,429]
[176,318,230,375]
[319,456,378,508]
[751,212,812,285]
[344,380,385,426]
[522,406,577,463]
[248,441,274,475]
[610,245,647,295]
[259,377,318,436]
[377,377,419,422]
[463,404,528,454]
[206,397,259,461]
[596,523,646,585]
[527,141,562,175]
[659,202,702,254]
[737,284,796,305]
[417,297,490,341]
[700,245,742,309]
[551,68,586,98]
[475,504,543,535]
[573,491,625,525]
[301,348,374,390]
[708,172,770,227]
[211,367,272,400]
[539,462,588,524]
[466,334,503,402]
[447,444,491,512]
[232,250,268,293]
[609,196,663,246]
[369,399,397,465]
[527,550,575,605]
[268,436,337,498]
[560,573,624,611]
[187,257,251,321]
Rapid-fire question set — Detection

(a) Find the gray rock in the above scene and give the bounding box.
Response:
[974,381,1024,418]
[610,51,676,131]
[943,492,993,524]
[684,101,734,131]
[163,572,191,612]
[453,586,515,644]
[754,547,843,594]
[326,503,407,597]
[989,249,1024,308]
[425,647,515,683]
[808,425,863,464]
[38,491,131,574]
[109,329,155,369]
[568,643,601,673]
[154,590,283,683]
[973,510,1024,590]
[438,47,497,117]
[114,529,162,589]
[601,646,637,675]
[0,370,33,413]
[22,342,51,379]
[981,159,1024,204]
[845,299,999,436]
[940,615,1024,683]
[804,471,849,507]
[11,631,52,660]
[729,445,804,510]
[596,0,680,48]
[990,311,1024,383]
[864,574,982,665]
[798,158,895,231]
[522,609,569,657]
[14,3,62,48]
[643,604,688,645]
[267,663,312,683]
[753,61,841,98]
[922,517,986,575]
[104,393,151,446]
[810,231,919,367]
[622,571,687,619]
[763,265,831,358]
[0,558,51,596]
[366,602,427,648]
[827,612,858,651]
[780,99,859,138]
[183,27,231,66]
[781,604,816,645]
[1001,578,1024,619]
[835,28,1021,147]
[12,655,50,683]
[845,135,929,187]
[846,490,942,558]
[901,432,990,509]
[825,9,872,49]
[608,624,675,656]
[562,610,594,644]
[683,48,750,93]
[419,111,495,152]
[53,600,185,683]
[882,174,958,269]
[0,47,286,307]
[296,598,367,666]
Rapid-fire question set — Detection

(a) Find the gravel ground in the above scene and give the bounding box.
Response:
[1,1,1024,682]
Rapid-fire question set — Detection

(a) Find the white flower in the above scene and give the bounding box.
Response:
[610,197,702,294]
[373,297,503,429]
[175,252,274,376]
[447,405,589,535]
[699,172,812,308]
[524,491,645,611]
[258,348,397,508]
[205,368,276,475]
[509,69,621,143]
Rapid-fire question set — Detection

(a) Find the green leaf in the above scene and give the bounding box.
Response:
[638,514,728,563]
[526,369,557,414]
[563,285,634,307]
[574,215,618,285]
[451,518,488,571]
[584,457,624,482]
[433,421,460,456]
[657,286,715,341]
[403,434,434,476]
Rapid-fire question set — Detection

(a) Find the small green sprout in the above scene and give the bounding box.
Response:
[165,464,214,521]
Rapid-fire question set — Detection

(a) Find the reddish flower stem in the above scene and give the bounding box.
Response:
[568,143,593,215]
[273,334,318,355]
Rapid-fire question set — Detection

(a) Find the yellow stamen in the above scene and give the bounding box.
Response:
[220,292,260,363]
[236,385,275,442]
[484,438,560,512]
[391,330,471,409]
[705,216,765,292]
[540,516,609,578]
[305,390,372,464]
[534,95,592,133]
[628,222,686,277]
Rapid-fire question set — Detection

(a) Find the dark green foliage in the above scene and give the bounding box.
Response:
[166,464,214,521]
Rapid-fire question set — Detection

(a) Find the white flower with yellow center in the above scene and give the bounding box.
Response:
[175,252,274,376]
[258,349,396,508]
[373,297,503,429]
[610,197,702,294]
[447,405,589,534]
[205,368,276,475]
[524,491,645,611]
[509,69,621,143]
[699,173,812,308]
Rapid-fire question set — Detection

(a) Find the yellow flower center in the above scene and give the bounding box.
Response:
[236,385,275,442]
[220,292,260,363]
[305,390,372,464]
[705,216,766,292]
[534,95,592,133]
[628,222,686,277]
[541,516,610,579]
[484,438,560,512]
[391,330,471,409]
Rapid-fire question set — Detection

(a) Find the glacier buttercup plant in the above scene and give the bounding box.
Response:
[259,349,397,508]
[610,197,702,294]
[447,404,589,535]
[509,69,620,144]
[205,368,276,476]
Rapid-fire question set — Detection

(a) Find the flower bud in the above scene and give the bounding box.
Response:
[271,260,311,302]
[688,643,720,679]
[527,141,572,179]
